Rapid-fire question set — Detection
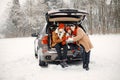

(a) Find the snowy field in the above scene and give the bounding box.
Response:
[0,34,120,80]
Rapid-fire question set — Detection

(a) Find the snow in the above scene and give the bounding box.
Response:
[0,34,5,38]
[63,0,74,8]
[0,0,12,30]
[19,0,26,6]
[106,0,111,5]
[0,0,26,31]
[0,35,120,80]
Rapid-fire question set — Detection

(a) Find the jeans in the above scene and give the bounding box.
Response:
[54,43,68,60]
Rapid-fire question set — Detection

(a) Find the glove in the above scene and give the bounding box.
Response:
[66,38,73,43]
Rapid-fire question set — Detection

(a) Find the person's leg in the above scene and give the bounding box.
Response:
[68,44,78,57]
[72,44,81,57]
[80,45,86,68]
[86,51,90,64]
[80,45,84,54]
[68,43,75,51]
[54,43,62,60]
[85,51,90,70]
[62,44,68,60]
[82,51,86,68]
[61,44,68,67]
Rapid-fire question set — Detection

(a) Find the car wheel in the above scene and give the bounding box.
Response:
[35,53,38,59]
[34,39,39,59]
[39,59,48,67]
[34,47,39,59]
[38,48,48,67]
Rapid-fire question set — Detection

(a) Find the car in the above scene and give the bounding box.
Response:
[32,9,88,67]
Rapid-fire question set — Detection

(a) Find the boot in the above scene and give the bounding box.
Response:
[63,61,68,67]
[85,64,89,71]
[83,63,86,69]
[60,62,65,68]
[60,61,68,68]
[55,56,61,61]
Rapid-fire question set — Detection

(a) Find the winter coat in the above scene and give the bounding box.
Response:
[51,29,66,47]
[73,27,93,52]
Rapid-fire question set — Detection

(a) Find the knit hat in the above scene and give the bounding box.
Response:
[58,23,65,29]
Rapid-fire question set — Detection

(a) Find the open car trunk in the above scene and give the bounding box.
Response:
[45,9,88,49]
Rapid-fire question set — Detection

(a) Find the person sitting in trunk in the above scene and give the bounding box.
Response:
[51,23,68,68]
[65,26,80,57]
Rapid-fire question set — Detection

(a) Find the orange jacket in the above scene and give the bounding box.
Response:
[51,31,66,47]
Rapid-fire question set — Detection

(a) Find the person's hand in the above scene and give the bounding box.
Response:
[66,38,73,43]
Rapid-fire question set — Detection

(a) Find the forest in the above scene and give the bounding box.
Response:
[1,0,120,38]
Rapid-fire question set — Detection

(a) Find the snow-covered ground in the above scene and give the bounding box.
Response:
[0,35,120,80]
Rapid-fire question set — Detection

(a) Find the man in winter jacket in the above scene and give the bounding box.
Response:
[51,23,68,68]
[66,24,93,70]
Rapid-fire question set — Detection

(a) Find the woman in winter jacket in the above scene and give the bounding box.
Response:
[66,24,93,70]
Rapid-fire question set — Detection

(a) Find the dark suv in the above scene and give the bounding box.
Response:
[32,9,88,67]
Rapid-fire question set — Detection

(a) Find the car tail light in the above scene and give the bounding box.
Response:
[41,35,48,53]
[41,36,48,44]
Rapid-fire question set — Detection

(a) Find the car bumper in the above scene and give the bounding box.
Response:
[42,50,82,62]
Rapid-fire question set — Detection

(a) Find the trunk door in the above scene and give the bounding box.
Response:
[46,9,88,22]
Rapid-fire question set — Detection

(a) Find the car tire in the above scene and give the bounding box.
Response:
[34,50,37,59]
[39,59,48,67]
[34,46,39,59]
[34,39,39,59]
[38,48,48,67]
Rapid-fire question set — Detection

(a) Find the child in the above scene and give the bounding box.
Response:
[65,26,80,57]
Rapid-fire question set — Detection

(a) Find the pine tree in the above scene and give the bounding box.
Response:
[6,0,26,37]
